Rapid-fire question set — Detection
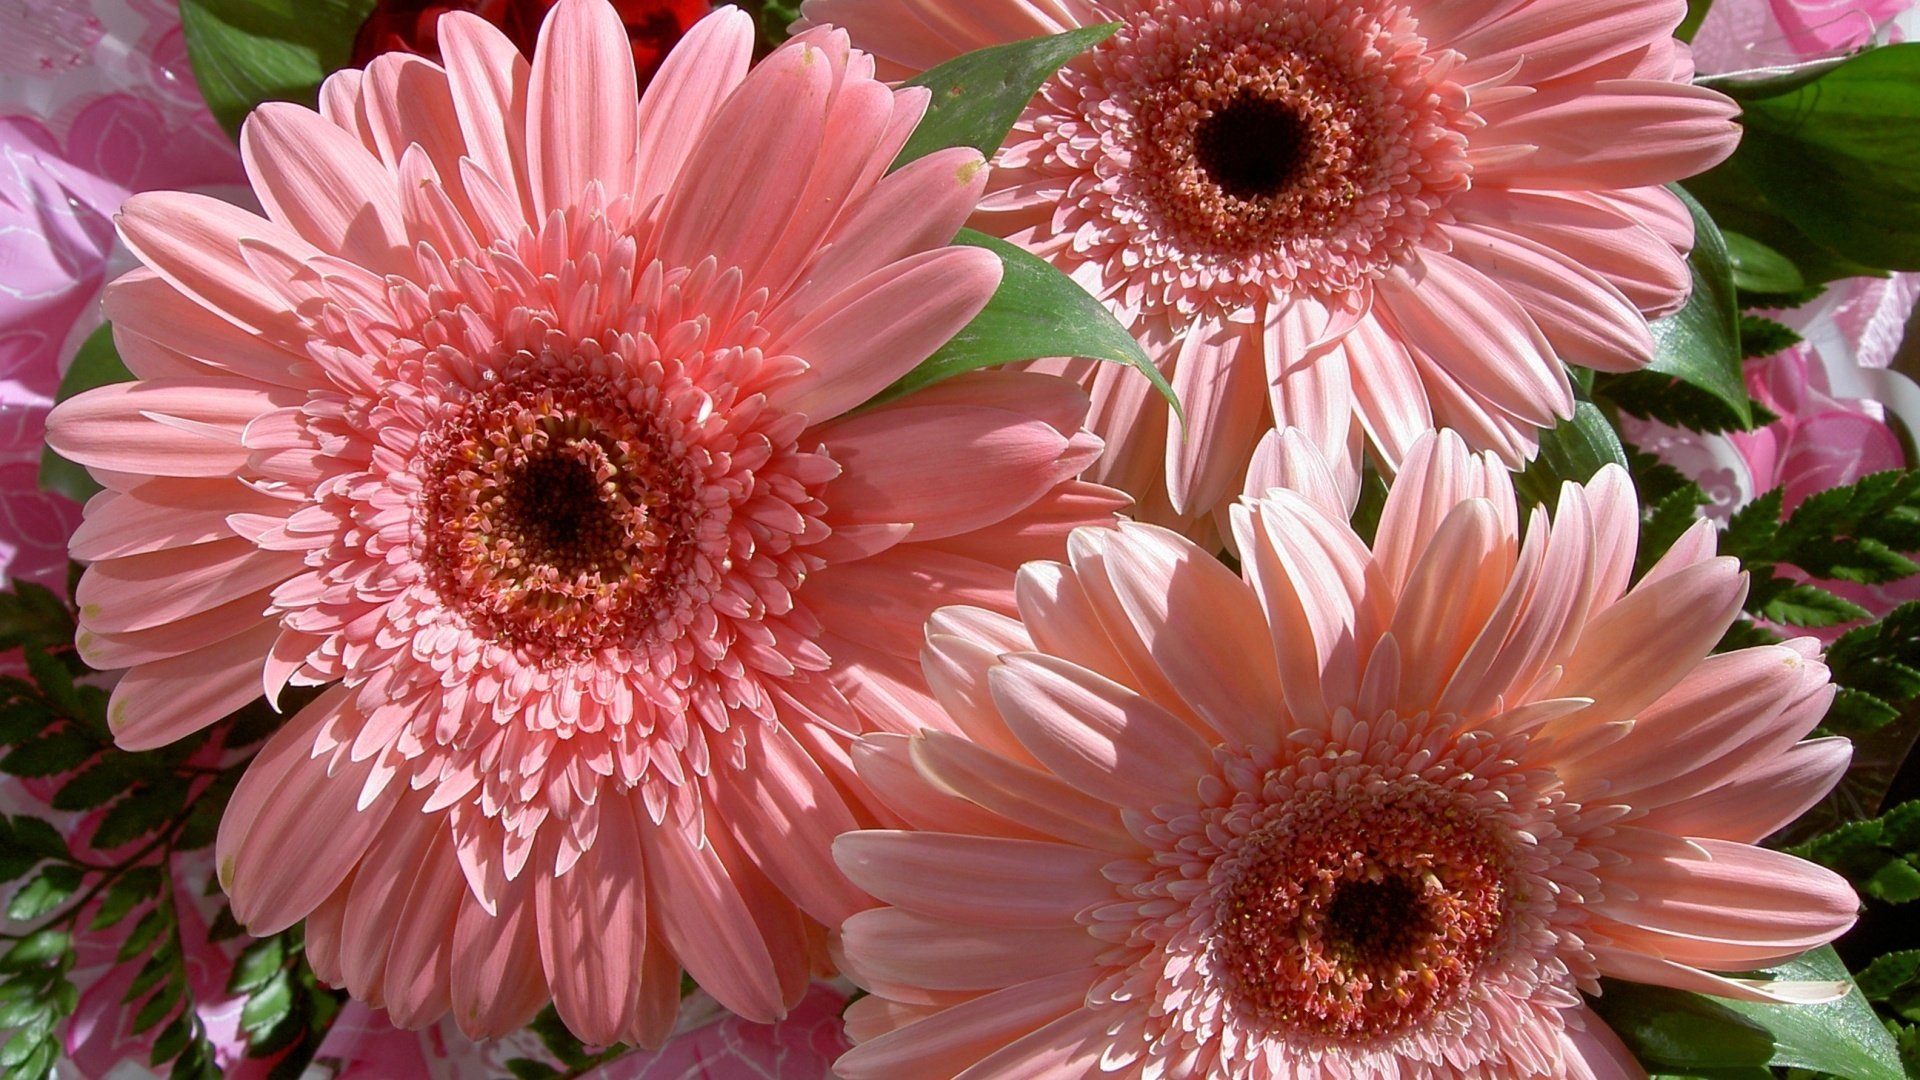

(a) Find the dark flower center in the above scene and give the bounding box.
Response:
[1209,784,1510,1040]
[421,365,696,658]
[1324,874,1432,969]
[1194,95,1314,201]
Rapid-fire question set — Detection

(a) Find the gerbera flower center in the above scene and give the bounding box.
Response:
[1060,0,1476,309]
[1209,780,1509,1042]
[1192,94,1314,201]
[420,361,697,656]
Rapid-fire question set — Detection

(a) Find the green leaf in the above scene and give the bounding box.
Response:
[133,977,183,1035]
[1513,402,1629,510]
[1645,188,1753,429]
[892,24,1118,169]
[53,759,135,812]
[1792,799,1920,903]
[1723,230,1805,294]
[37,323,133,503]
[1677,0,1713,41]
[179,0,378,140]
[4,865,82,922]
[1760,583,1873,628]
[1737,314,1802,360]
[93,777,191,851]
[0,728,94,779]
[227,937,285,995]
[117,908,168,964]
[1731,44,1920,271]
[239,970,293,1038]
[1596,948,1905,1080]
[89,867,162,931]
[0,930,71,972]
[505,1060,564,1080]
[1825,687,1901,736]
[874,229,1179,419]
[0,585,73,653]
[0,817,69,881]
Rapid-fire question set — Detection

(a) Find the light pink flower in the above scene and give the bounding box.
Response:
[47,0,1121,1047]
[1691,0,1914,72]
[801,0,1740,541]
[833,430,1857,1079]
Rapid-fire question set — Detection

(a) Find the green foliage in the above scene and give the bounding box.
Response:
[1596,371,1763,435]
[0,927,77,1080]
[1790,800,1920,904]
[875,229,1178,419]
[1644,187,1754,429]
[1677,0,1714,41]
[1723,230,1807,294]
[1739,314,1804,360]
[1690,44,1920,283]
[1513,403,1629,511]
[1715,472,1920,634]
[1594,948,1906,1080]
[892,24,1118,169]
[178,0,376,139]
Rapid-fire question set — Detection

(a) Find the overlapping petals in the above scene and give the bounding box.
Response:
[47,0,1124,1044]
[800,0,1742,541]
[833,431,1856,1079]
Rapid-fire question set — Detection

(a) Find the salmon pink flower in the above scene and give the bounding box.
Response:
[45,0,1122,1045]
[800,0,1743,539]
[833,431,1858,1079]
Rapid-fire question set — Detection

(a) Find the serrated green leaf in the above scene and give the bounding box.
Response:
[5,865,82,922]
[1860,951,1920,1001]
[1737,314,1802,360]
[530,1005,593,1068]
[92,777,191,851]
[1866,857,1920,902]
[1,814,69,864]
[1646,188,1753,429]
[37,324,132,503]
[123,949,174,1004]
[1825,687,1901,736]
[1761,584,1874,627]
[0,585,73,653]
[1596,371,1755,435]
[132,977,183,1035]
[178,0,377,140]
[52,758,135,812]
[1723,230,1805,294]
[892,24,1118,169]
[0,727,93,779]
[1513,402,1629,510]
[149,1012,191,1066]
[117,908,168,964]
[0,930,70,972]
[239,970,293,1038]
[88,865,161,932]
[875,229,1179,419]
[228,936,285,995]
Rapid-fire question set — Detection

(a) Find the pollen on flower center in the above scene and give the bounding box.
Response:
[1209,780,1509,1041]
[1192,94,1315,201]
[1070,0,1477,307]
[420,361,697,657]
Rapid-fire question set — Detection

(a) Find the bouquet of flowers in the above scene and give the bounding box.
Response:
[3,0,1920,1077]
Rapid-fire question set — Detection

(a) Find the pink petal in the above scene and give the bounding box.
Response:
[527,0,638,220]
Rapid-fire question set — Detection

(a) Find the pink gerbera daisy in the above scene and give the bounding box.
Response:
[832,430,1858,1079]
[45,0,1123,1044]
[799,0,1743,540]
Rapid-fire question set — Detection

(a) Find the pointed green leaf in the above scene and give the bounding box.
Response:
[1724,43,1920,271]
[876,229,1179,419]
[1722,231,1805,294]
[179,0,377,140]
[892,24,1119,170]
[1646,188,1752,429]
[1513,402,1628,510]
